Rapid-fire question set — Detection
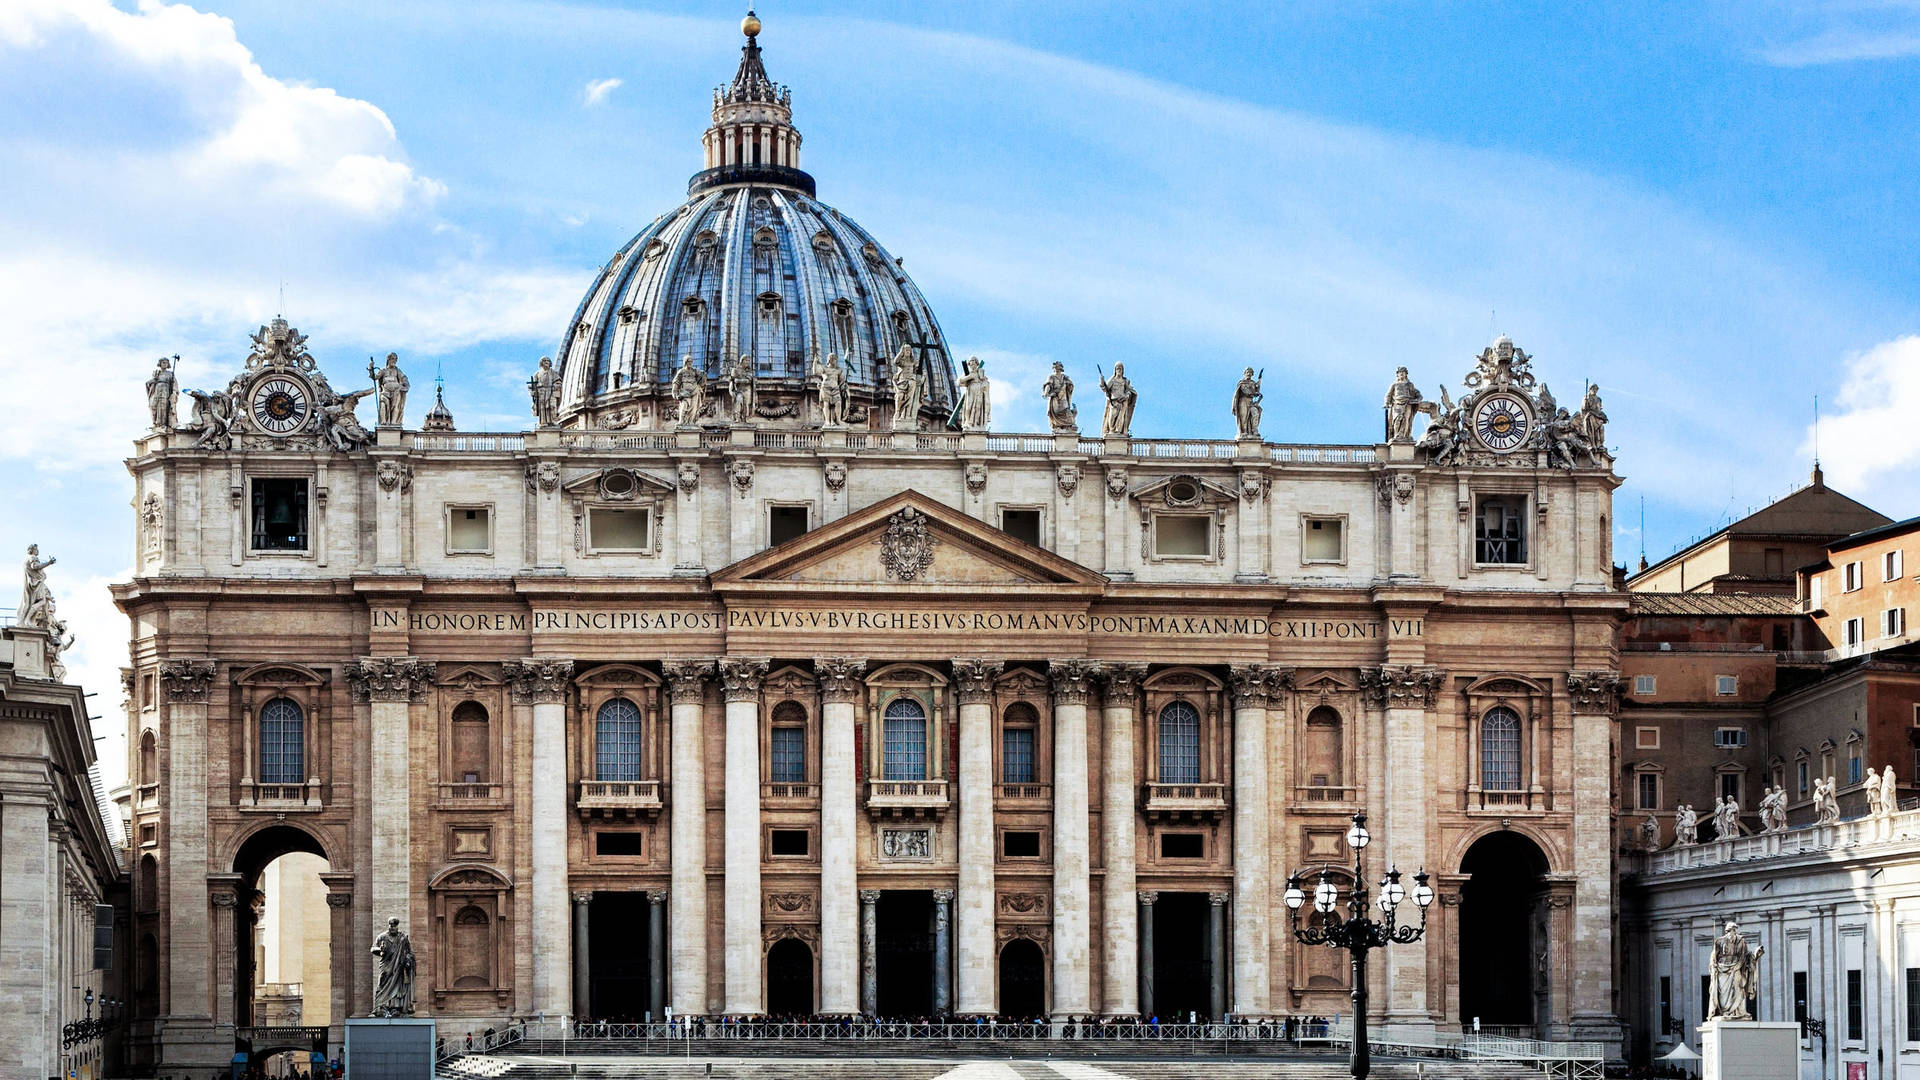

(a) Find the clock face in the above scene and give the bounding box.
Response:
[250,376,311,435]
[1473,394,1532,453]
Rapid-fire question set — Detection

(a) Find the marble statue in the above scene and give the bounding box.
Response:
[1573,383,1608,451]
[1866,767,1884,817]
[889,344,925,430]
[1707,920,1763,1021]
[1758,786,1788,833]
[369,353,409,428]
[1383,367,1424,443]
[1537,407,1593,470]
[1815,777,1842,826]
[671,356,707,426]
[1043,361,1077,432]
[1415,386,1464,466]
[1672,803,1698,847]
[19,544,55,624]
[186,388,234,449]
[1712,795,1746,840]
[1099,363,1136,437]
[728,354,758,423]
[814,353,848,427]
[318,385,374,452]
[528,356,561,428]
[146,356,178,429]
[370,916,416,1017]
[1883,765,1899,817]
[1232,368,1263,439]
[1641,812,1659,852]
[956,356,991,431]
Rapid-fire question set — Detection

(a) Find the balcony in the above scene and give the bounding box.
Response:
[576,779,665,820]
[1141,782,1230,821]
[762,781,820,805]
[238,778,322,811]
[1294,784,1358,807]
[865,779,950,820]
[1473,789,1537,812]
[995,782,1052,808]
[438,781,505,805]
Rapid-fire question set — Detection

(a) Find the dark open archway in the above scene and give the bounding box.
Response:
[1458,830,1551,1033]
[766,938,814,1017]
[997,938,1045,1019]
[230,824,332,1029]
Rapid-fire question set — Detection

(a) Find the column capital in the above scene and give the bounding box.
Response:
[503,658,573,705]
[324,892,354,909]
[159,658,218,702]
[351,656,438,702]
[648,891,668,907]
[572,891,594,907]
[1048,658,1097,705]
[718,656,770,701]
[814,656,868,703]
[859,889,881,904]
[660,658,715,704]
[1207,891,1230,906]
[932,888,956,904]
[1358,664,1446,709]
[1137,890,1159,906]
[951,659,1003,704]
[1565,670,1624,714]
[1097,662,1149,702]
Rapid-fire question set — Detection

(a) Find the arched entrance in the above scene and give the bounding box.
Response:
[1458,831,1550,1034]
[997,938,1045,1019]
[766,938,814,1017]
[231,825,333,1031]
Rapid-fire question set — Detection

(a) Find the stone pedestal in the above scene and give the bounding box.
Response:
[1698,1020,1798,1080]
[344,1017,436,1080]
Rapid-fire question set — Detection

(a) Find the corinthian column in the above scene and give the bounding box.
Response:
[815,657,868,1015]
[1565,671,1624,1043]
[1049,659,1096,1018]
[952,658,1002,1015]
[662,660,714,1015]
[158,659,216,1020]
[1228,664,1289,1017]
[352,657,437,937]
[719,656,770,1014]
[505,657,570,1017]
[1360,663,1444,1028]
[1098,663,1147,1017]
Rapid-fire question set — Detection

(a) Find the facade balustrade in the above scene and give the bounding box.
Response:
[575,779,666,819]
[864,778,949,819]
[1140,781,1230,821]
[238,778,322,810]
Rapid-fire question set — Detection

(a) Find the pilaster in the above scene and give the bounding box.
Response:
[350,656,437,935]
[1228,664,1291,1016]
[505,657,572,1017]
[159,659,216,1022]
[1565,670,1625,1047]
[1360,663,1444,1028]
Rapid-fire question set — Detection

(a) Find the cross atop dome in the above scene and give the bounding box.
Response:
[695,9,812,197]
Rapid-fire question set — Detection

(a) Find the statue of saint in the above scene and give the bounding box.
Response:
[1641,812,1659,851]
[1883,764,1899,818]
[814,353,848,427]
[671,356,707,427]
[956,356,991,431]
[528,357,561,428]
[19,544,56,624]
[1383,367,1424,443]
[1867,767,1885,816]
[889,343,923,430]
[1099,363,1136,437]
[1707,920,1763,1021]
[1814,777,1842,826]
[1415,386,1463,466]
[368,353,409,428]
[1573,383,1608,451]
[1672,803,1698,846]
[728,354,758,423]
[187,388,233,449]
[146,356,178,429]
[1232,368,1263,439]
[319,388,374,452]
[370,916,416,1017]
[1042,362,1077,433]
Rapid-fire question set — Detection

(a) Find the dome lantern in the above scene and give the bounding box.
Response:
[694,9,811,198]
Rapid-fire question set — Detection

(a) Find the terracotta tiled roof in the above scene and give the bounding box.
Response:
[1630,593,1802,616]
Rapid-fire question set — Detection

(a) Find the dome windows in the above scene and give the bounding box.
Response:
[812,229,834,254]
[642,239,668,262]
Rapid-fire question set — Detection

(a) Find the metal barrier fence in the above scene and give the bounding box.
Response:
[503,1019,1297,1042]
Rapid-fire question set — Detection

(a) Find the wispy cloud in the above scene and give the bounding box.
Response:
[1760,29,1920,64]
[582,76,623,107]
[1801,335,1920,510]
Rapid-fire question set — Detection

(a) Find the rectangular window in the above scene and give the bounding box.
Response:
[1846,561,1864,592]
[447,506,491,553]
[1720,773,1741,803]
[1886,608,1908,638]
[1638,772,1659,810]
[1002,831,1041,858]
[769,726,805,784]
[587,507,650,552]
[1794,971,1808,1034]
[1713,727,1747,748]
[1659,975,1673,1034]
[1302,517,1345,563]
[1153,514,1211,558]
[250,477,309,551]
[1798,761,1810,795]
[1848,968,1864,1040]
[1002,727,1035,784]
[1474,495,1527,564]
[1159,833,1204,859]
[1636,726,1660,750]
[1907,967,1920,1042]
[1157,704,1202,784]
[1634,674,1657,696]
[1845,617,1865,648]
[768,504,809,547]
[1888,550,1905,582]
[1716,675,1738,696]
[1850,751,1862,785]
[769,829,809,857]
[595,832,644,857]
[1000,508,1041,547]
[882,708,927,781]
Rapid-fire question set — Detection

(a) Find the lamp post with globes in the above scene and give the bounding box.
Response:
[1284,811,1433,1080]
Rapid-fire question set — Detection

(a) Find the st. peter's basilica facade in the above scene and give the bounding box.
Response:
[116,16,1626,1073]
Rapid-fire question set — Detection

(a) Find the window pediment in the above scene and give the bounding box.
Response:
[560,467,676,501]
[429,864,511,891]
[231,662,327,688]
[1128,473,1238,509]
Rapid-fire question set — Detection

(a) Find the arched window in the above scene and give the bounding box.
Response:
[1158,700,1201,784]
[1002,702,1038,784]
[139,730,156,785]
[258,697,304,784]
[451,905,491,988]
[138,854,158,912]
[769,700,807,784]
[882,697,927,781]
[1481,707,1522,791]
[450,701,490,783]
[595,698,644,782]
[1305,705,1343,789]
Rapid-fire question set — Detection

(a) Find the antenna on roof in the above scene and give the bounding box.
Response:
[278,279,284,318]
[1639,495,1647,571]
[1812,395,1824,488]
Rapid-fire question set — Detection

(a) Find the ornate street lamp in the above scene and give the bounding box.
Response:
[1284,812,1433,1080]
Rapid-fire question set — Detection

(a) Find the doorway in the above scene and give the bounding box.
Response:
[875,891,934,1018]
[766,938,815,1017]
[231,825,333,1030]
[587,892,651,1020]
[998,938,1046,1018]
[1150,892,1214,1021]
[1459,831,1550,1032]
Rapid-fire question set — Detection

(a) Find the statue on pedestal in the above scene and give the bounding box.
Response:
[1573,383,1608,452]
[671,356,707,427]
[1232,368,1263,439]
[814,353,848,427]
[1707,920,1763,1021]
[370,916,416,1017]
[1099,363,1136,437]
[728,354,758,423]
[528,357,561,428]
[1882,765,1899,818]
[1867,767,1885,817]
[19,544,55,624]
[889,344,924,430]
[368,353,409,428]
[1042,362,1076,432]
[955,356,991,431]
[146,356,178,429]
[1383,367,1424,443]
[1672,803,1698,847]
[1640,812,1659,851]
[1814,777,1842,826]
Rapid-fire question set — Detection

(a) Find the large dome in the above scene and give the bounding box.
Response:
[551,18,955,427]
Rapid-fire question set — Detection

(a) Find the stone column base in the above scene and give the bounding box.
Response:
[1698,1020,1798,1080]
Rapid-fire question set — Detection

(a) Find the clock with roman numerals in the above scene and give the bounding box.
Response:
[249,376,312,435]
[1472,393,1532,453]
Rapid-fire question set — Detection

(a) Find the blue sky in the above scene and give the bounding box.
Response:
[4,0,1919,778]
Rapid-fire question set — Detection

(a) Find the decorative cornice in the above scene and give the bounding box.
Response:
[1565,670,1624,714]
[503,658,572,705]
[718,657,770,702]
[951,659,1003,705]
[1097,662,1149,704]
[1048,659,1097,706]
[660,659,715,704]
[159,659,217,703]
[813,657,867,704]
[1358,664,1446,709]
[351,656,438,703]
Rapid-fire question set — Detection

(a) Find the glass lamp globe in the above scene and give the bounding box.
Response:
[1284,876,1305,910]
[1313,877,1339,913]
[1346,814,1370,850]
[1412,870,1435,908]
[1382,868,1406,907]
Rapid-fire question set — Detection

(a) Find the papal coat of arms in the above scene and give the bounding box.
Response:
[877,506,938,581]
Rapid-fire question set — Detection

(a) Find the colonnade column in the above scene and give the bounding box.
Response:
[1099,664,1147,1017]
[648,892,667,1020]
[1362,663,1442,1030]
[1208,892,1228,1021]
[158,659,216,1022]
[816,657,868,1015]
[860,890,880,1016]
[952,659,1002,1016]
[1048,660,1096,1019]
[1567,672,1625,1043]
[1228,665,1286,1017]
[571,893,594,1020]
[932,889,955,1015]
[720,657,770,1014]
[1137,891,1157,1018]
[506,658,572,1018]
[662,660,715,1016]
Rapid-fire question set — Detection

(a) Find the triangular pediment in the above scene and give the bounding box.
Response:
[712,490,1107,592]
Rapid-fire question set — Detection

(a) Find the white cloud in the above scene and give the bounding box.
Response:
[1760,30,1920,65]
[582,76,623,107]
[54,570,136,786]
[959,347,1055,434]
[1802,335,1920,510]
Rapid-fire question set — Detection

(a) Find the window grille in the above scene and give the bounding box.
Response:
[1480,707,1522,790]
[594,698,644,782]
[258,697,305,784]
[770,726,805,784]
[882,697,927,781]
[1474,496,1527,564]
[1157,700,1202,784]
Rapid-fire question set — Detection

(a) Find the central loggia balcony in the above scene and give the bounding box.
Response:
[576,779,666,819]
[864,779,949,820]
[1141,781,1230,822]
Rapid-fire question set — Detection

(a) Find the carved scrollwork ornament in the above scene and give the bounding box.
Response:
[728,458,755,497]
[502,658,573,705]
[1048,658,1096,706]
[965,462,988,496]
[1097,662,1148,703]
[526,460,561,493]
[660,659,715,704]
[1106,467,1129,503]
[1358,664,1446,708]
[999,892,1047,914]
[211,891,241,909]
[717,656,770,701]
[376,459,413,492]
[951,658,1003,704]
[351,656,439,702]
[1136,890,1159,906]
[813,657,867,703]
[1239,469,1271,503]
[1565,670,1624,714]
[159,658,218,702]
[1229,665,1272,708]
